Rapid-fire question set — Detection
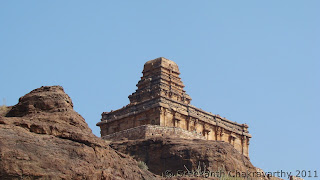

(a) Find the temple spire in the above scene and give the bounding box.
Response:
[128,57,191,104]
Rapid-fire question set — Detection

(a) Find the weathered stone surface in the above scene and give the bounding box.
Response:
[98,57,251,157]
[0,86,157,180]
[6,86,74,117]
[111,137,255,176]
[102,125,207,141]
[110,137,282,180]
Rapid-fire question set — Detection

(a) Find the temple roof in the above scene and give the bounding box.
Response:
[143,57,180,74]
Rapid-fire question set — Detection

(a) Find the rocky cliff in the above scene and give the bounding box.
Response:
[0,86,156,179]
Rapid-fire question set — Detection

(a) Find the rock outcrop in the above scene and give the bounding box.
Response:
[110,138,255,176]
[110,138,282,180]
[0,86,156,180]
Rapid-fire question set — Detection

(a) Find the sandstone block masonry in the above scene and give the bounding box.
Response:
[97,57,252,157]
[102,125,206,141]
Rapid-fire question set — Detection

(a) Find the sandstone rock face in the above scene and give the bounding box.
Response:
[111,138,255,176]
[110,138,282,180]
[0,86,156,180]
[6,86,74,117]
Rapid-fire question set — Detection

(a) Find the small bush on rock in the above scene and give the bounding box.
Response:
[138,161,148,170]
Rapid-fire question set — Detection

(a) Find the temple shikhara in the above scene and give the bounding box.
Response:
[97,57,252,157]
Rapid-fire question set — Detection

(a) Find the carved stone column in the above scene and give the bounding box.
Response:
[189,118,195,131]
[241,136,246,155]
[229,134,236,146]
[161,107,166,126]
[216,127,221,141]
[247,138,250,157]
[214,126,218,140]
[220,128,224,141]
[203,129,211,140]
[186,116,191,131]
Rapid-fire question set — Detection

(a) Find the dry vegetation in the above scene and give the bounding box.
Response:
[0,105,10,116]
[138,161,149,171]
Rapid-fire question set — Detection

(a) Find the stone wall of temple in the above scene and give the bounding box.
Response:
[102,125,206,141]
[99,108,160,136]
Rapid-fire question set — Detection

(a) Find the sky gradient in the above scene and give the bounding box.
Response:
[1,1,319,179]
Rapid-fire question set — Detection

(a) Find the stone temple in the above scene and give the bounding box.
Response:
[97,57,252,157]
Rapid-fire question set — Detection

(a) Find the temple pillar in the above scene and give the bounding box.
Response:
[246,138,250,157]
[203,129,210,140]
[160,107,166,126]
[186,116,191,131]
[241,136,246,155]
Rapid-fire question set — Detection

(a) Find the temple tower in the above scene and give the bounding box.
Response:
[128,57,191,105]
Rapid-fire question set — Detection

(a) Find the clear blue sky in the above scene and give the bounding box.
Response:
[1,1,319,179]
